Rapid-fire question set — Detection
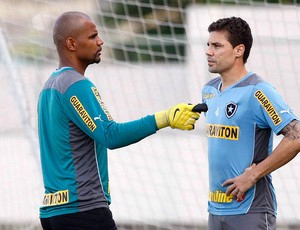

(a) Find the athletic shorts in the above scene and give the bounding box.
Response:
[40,207,118,230]
[208,213,276,230]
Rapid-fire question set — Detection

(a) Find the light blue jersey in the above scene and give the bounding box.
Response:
[202,72,297,216]
[38,67,158,218]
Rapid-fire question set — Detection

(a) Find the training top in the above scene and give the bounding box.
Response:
[38,67,158,218]
[202,72,297,216]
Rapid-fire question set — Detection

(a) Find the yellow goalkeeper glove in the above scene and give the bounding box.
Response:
[154,103,200,130]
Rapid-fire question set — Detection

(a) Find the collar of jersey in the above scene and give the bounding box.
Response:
[218,71,254,92]
[51,67,76,77]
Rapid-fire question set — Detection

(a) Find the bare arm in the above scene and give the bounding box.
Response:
[223,119,300,200]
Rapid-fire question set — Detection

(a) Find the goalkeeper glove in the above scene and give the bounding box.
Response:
[154,103,200,130]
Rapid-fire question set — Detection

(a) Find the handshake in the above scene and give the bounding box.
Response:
[155,103,208,130]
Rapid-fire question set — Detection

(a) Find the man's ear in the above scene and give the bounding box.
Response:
[234,44,245,58]
[66,37,76,51]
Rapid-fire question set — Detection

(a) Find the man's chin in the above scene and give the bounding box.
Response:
[94,58,101,64]
[208,68,217,73]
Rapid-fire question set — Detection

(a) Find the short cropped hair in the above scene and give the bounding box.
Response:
[208,17,253,64]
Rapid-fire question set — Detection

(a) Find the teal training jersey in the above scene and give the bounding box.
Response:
[202,72,298,216]
[38,67,158,218]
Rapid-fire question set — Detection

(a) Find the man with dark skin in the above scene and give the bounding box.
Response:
[38,11,202,230]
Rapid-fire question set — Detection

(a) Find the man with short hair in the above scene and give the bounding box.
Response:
[38,11,202,230]
[202,16,300,230]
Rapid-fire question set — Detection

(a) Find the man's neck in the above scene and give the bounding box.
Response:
[220,67,248,92]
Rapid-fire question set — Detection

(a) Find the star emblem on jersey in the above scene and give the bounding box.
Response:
[225,102,238,119]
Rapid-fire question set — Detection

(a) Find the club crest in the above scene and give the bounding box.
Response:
[225,102,238,119]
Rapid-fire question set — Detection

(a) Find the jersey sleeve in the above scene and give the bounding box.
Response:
[251,82,298,135]
[63,79,158,149]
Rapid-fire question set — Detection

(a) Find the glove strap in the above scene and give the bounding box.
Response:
[154,110,169,129]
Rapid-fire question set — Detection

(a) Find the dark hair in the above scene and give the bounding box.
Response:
[208,17,253,64]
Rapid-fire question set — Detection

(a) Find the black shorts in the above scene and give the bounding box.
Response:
[40,207,118,230]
